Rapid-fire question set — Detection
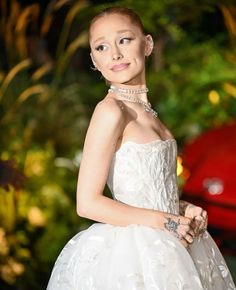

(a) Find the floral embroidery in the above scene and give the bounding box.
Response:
[47,140,236,290]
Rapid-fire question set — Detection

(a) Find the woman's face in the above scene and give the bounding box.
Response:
[89,13,152,85]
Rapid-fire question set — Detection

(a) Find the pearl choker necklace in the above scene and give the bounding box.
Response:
[109,85,149,94]
[108,85,158,118]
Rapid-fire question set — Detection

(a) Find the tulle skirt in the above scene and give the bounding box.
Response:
[47,223,235,290]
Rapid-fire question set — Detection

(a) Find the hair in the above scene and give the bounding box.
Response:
[89,7,146,39]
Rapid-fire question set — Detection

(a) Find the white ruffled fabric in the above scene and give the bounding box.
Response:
[47,139,235,290]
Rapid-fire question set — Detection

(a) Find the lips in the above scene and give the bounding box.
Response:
[111,63,130,72]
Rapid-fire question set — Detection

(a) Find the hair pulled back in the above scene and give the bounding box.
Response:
[89,7,145,38]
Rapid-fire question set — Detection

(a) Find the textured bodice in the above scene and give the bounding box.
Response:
[48,140,236,290]
[107,139,179,214]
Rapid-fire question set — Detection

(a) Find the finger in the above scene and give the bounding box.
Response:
[188,229,195,238]
[204,214,208,226]
[191,220,203,236]
[198,221,205,233]
[199,221,205,229]
[204,216,208,229]
[198,218,207,235]
[183,224,191,233]
[194,216,206,231]
[179,226,192,238]
[192,218,201,227]
[180,218,192,226]
[201,210,207,219]
[191,225,199,236]
[180,239,189,248]
[196,211,207,227]
[198,227,207,236]
[179,229,186,238]
[190,219,199,231]
[178,227,190,239]
[198,208,204,216]
[185,233,194,244]
[179,215,191,224]
[176,233,189,247]
[201,219,208,234]
[179,234,193,248]
[194,215,203,221]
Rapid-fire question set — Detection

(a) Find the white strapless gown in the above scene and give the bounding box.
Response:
[47,139,235,290]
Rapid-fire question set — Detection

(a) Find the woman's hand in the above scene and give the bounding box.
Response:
[163,213,196,248]
[184,204,208,237]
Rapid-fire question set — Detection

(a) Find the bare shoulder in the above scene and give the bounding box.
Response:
[91,96,127,126]
[83,96,127,153]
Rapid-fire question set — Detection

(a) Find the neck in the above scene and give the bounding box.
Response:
[109,83,149,102]
[111,82,147,90]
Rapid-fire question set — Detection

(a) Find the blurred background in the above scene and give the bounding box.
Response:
[0,0,235,289]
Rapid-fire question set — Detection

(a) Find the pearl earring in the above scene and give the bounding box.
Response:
[90,61,98,71]
[90,64,97,71]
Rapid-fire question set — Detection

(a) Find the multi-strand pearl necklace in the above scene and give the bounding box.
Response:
[108,85,158,118]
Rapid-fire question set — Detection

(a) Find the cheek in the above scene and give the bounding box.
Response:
[132,49,146,65]
[130,43,146,61]
[95,57,112,78]
[93,54,109,70]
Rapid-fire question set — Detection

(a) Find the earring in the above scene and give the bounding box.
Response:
[90,56,98,70]
[90,64,97,71]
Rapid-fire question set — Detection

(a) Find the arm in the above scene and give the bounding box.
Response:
[76,99,194,245]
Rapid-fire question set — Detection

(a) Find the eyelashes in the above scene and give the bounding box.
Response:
[95,37,134,52]
[95,44,107,52]
[120,37,133,44]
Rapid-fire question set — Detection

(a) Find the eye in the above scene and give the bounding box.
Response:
[120,37,133,44]
[95,44,109,52]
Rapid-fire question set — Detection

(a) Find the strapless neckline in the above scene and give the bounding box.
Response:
[114,138,176,155]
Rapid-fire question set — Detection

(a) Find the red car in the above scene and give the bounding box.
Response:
[181,121,236,253]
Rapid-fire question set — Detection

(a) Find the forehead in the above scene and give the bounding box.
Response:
[89,13,142,43]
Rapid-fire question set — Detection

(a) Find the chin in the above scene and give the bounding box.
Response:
[106,72,144,86]
[108,78,132,85]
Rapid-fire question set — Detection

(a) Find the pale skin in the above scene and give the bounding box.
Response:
[76,13,208,248]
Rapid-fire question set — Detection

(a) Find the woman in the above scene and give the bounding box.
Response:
[47,7,235,290]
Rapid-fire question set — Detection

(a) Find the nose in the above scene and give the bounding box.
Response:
[111,45,123,60]
[113,52,123,60]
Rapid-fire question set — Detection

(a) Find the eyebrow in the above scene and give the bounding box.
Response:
[93,29,135,44]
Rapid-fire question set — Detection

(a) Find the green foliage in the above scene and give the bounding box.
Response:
[149,40,236,143]
[0,0,93,288]
[0,0,235,288]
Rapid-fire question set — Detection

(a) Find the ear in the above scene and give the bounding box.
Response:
[90,52,99,70]
[144,34,154,57]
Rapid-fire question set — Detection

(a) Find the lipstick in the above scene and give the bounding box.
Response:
[111,63,130,72]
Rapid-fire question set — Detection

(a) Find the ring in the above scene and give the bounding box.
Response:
[199,228,206,234]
